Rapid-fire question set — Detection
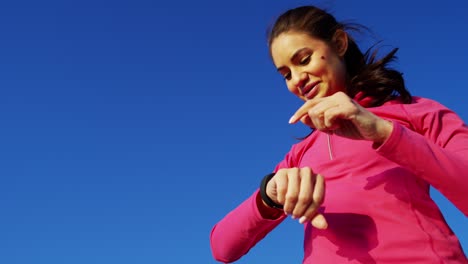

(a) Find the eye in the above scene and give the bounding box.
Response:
[299,55,311,65]
[283,72,291,80]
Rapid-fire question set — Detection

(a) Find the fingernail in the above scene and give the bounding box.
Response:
[318,220,328,229]
[299,216,307,224]
[288,116,294,124]
[314,216,328,229]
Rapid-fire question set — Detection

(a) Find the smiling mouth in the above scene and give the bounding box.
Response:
[301,82,320,100]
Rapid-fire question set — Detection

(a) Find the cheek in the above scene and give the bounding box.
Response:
[325,57,347,87]
[310,55,329,75]
[335,62,347,86]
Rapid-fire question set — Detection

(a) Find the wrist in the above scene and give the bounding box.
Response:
[255,191,283,219]
[373,119,393,146]
[259,173,283,209]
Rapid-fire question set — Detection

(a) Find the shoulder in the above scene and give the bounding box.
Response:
[276,132,319,169]
[401,96,458,125]
[406,96,451,111]
[369,95,453,115]
[386,96,466,142]
[369,96,456,133]
[289,132,319,159]
[377,96,448,112]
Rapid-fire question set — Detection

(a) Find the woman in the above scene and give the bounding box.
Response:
[210,5,468,263]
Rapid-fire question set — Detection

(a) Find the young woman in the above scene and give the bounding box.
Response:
[210,5,468,263]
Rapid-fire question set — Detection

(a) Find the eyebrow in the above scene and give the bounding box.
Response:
[276,47,310,72]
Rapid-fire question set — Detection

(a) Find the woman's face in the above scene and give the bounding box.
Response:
[270,31,348,101]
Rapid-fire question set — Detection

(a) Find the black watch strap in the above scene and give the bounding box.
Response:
[260,173,284,209]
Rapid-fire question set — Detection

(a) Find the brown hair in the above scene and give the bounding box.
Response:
[267,6,412,106]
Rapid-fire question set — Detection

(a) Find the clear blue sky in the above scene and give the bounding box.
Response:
[0,0,467,263]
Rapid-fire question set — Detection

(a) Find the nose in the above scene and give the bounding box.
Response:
[291,71,308,91]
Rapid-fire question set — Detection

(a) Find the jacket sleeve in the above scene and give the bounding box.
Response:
[375,99,468,215]
[210,190,287,263]
[209,149,299,263]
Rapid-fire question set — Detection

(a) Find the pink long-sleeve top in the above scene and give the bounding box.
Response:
[210,97,468,263]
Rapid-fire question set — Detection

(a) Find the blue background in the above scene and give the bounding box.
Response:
[0,0,466,263]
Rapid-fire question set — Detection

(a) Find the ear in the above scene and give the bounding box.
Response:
[332,29,348,57]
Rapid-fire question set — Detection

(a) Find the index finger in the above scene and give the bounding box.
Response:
[288,99,321,124]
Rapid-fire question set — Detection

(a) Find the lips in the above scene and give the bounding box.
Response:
[301,81,320,100]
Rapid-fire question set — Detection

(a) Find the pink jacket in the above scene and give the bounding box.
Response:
[210,97,468,263]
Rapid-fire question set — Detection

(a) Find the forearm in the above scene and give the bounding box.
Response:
[210,190,286,263]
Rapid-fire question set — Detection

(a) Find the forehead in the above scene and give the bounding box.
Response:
[270,32,326,66]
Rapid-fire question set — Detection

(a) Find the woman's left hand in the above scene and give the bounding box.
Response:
[289,91,393,145]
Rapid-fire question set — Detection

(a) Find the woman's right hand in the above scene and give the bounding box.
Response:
[266,167,327,229]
